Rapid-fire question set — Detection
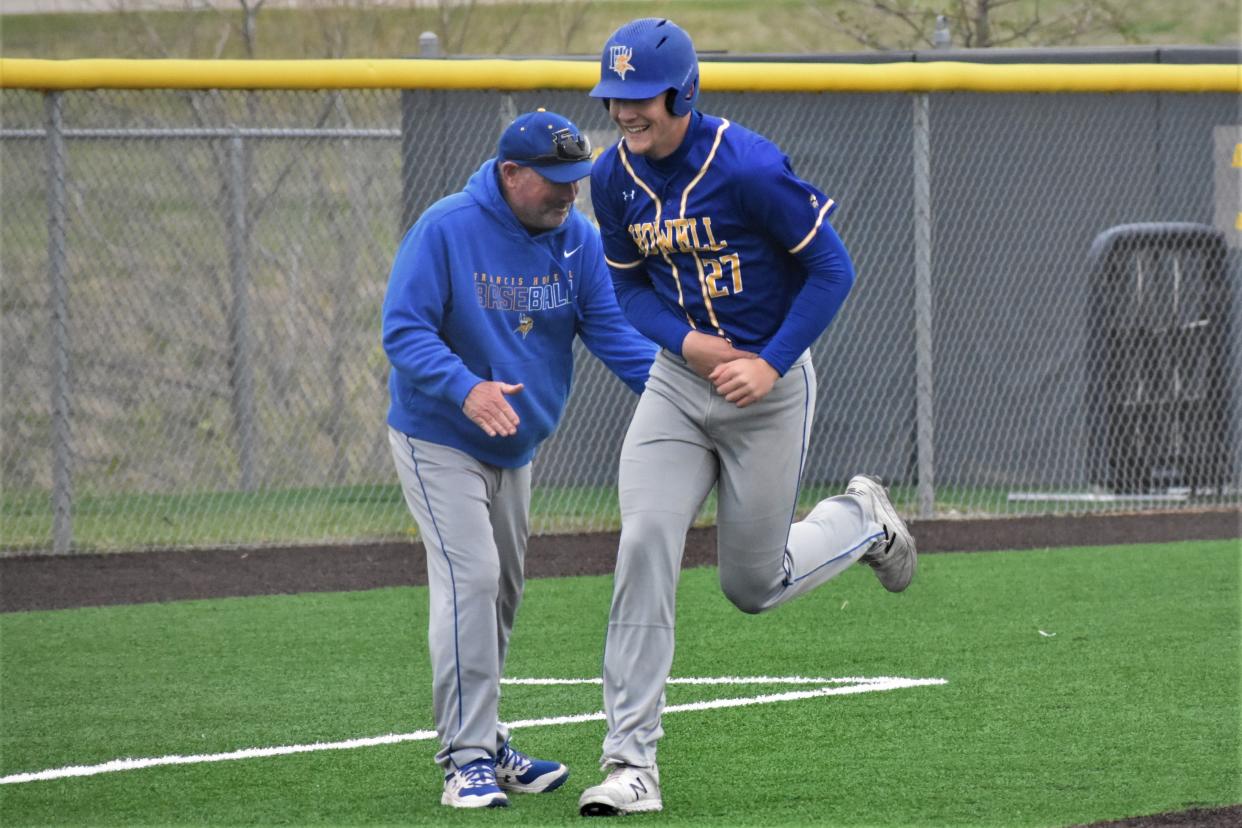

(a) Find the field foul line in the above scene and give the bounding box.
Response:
[0,675,946,785]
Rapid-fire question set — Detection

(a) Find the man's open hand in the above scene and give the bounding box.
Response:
[462,381,524,437]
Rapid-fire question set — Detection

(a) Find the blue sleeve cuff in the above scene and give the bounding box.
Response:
[447,370,485,410]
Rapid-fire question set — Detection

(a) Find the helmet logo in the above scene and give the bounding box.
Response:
[609,44,635,80]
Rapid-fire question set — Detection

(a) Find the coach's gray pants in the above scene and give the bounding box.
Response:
[388,427,530,773]
[601,351,883,768]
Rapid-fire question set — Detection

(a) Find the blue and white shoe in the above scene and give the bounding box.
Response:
[495,741,569,793]
[441,758,509,808]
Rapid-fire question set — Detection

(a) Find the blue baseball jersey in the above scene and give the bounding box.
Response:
[590,111,855,375]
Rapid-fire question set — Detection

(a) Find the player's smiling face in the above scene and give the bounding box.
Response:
[609,95,690,160]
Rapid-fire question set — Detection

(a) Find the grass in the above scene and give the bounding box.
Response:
[0,0,1237,61]
[1,539,1238,824]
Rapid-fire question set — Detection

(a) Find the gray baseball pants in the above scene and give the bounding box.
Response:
[600,350,884,768]
[388,427,530,773]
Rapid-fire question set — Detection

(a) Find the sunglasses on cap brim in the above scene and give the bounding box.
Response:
[517,127,592,165]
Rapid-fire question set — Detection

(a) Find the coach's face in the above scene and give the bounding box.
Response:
[500,162,580,232]
[609,95,689,160]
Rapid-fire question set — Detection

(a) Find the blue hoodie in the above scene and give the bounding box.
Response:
[383,159,656,469]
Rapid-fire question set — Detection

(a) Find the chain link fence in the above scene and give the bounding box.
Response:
[2,69,1239,553]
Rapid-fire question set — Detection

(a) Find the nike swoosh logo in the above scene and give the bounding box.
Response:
[563,245,583,258]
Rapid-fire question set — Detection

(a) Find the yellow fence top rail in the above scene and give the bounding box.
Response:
[1,58,1239,93]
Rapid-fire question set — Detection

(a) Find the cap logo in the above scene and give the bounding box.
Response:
[609,44,635,80]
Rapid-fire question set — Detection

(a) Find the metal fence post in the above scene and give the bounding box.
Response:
[399,87,418,236]
[400,31,442,235]
[46,91,73,554]
[227,131,256,491]
[913,93,936,519]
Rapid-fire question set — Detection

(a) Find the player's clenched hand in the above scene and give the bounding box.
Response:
[710,358,779,408]
[462,381,524,437]
[681,331,757,379]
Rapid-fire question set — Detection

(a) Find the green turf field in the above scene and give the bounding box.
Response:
[1,539,1238,825]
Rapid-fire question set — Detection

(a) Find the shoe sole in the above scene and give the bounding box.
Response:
[579,798,663,816]
[440,793,509,808]
[851,475,916,592]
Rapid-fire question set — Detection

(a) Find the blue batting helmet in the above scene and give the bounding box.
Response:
[590,18,699,116]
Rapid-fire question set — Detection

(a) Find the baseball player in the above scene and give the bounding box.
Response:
[382,109,656,809]
[576,19,918,816]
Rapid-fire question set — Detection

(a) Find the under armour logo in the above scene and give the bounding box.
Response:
[609,45,635,80]
[622,189,636,201]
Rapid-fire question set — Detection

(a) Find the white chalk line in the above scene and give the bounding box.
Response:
[503,675,916,686]
[1,675,946,785]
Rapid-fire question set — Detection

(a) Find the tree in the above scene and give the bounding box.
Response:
[811,0,1139,50]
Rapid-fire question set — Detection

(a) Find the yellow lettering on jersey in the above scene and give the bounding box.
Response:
[628,225,645,251]
[703,252,744,298]
[654,223,675,254]
[701,217,727,252]
[666,218,694,253]
[626,218,730,256]
[704,258,727,298]
[640,223,658,253]
[721,253,742,294]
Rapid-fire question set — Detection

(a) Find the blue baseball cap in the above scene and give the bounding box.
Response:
[497,109,594,184]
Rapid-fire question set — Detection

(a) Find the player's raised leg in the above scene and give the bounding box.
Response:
[710,354,870,610]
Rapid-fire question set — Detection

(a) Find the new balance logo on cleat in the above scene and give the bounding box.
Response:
[579,763,663,816]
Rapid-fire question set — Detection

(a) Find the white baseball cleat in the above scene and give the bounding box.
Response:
[846,474,917,592]
[578,763,662,816]
[441,758,510,808]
